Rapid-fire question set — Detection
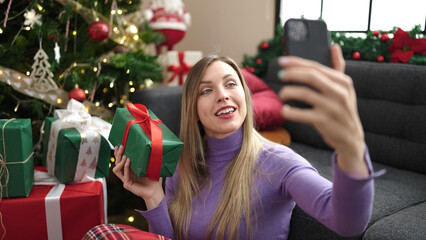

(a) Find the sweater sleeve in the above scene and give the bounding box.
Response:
[136,177,176,239]
[285,146,385,237]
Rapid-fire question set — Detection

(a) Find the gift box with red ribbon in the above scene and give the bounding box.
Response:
[0,167,107,240]
[108,103,184,181]
[165,50,203,86]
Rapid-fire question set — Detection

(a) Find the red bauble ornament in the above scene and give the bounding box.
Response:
[380,33,389,43]
[352,52,361,60]
[246,66,255,73]
[256,58,263,64]
[377,55,384,62]
[372,30,380,37]
[261,42,269,50]
[69,85,86,103]
[88,21,110,42]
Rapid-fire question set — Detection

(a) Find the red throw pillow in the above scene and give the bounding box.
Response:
[240,68,285,131]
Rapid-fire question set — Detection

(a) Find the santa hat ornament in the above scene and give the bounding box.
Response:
[144,0,191,54]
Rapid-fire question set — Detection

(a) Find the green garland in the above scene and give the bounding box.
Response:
[242,25,426,78]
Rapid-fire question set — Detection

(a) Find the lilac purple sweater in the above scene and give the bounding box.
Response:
[138,128,377,239]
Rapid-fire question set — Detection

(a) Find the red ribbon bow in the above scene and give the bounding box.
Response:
[121,103,164,181]
[167,51,192,85]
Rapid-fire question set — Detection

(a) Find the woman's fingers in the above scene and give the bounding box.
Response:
[330,44,345,72]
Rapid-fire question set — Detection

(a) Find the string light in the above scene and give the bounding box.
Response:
[0,28,3,34]
[127,216,134,223]
[14,102,20,112]
[37,4,43,11]
[111,10,116,15]
[133,35,139,40]
[73,62,77,67]
[93,67,98,72]
[113,27,119,32]
[81,69,85,74]
[57,98,62,104]
[24,26,31,31]
[95,102,100,107]
[26,71,30,76]
[109,82,114,88]
[117,10,123,15]
[129,87,135,93]
[103,88,108,93]
[129,81,133,86]
[108,103,113,108]
[110,157,115,163]
[84,90,89,94]
[102,58,108,63]
[126,69,130,74]
[119,99,124,104]
[72,30,77,36]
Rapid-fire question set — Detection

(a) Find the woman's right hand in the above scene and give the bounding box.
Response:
[113,145,165,210]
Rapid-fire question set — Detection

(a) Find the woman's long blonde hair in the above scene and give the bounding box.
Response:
[168,55,264,240]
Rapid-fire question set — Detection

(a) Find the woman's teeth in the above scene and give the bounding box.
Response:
[216,108,235,116]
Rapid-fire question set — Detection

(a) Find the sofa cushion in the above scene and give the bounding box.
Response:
[363,202,426,240]
[288,142,426,240]
[240,68,285,131]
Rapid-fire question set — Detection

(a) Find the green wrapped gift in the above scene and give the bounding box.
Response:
[42,116,111,184]
[108,103,183,179]
[0,118,34,198]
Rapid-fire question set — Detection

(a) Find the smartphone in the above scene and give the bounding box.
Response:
[283,18,331,108]
[284,18,331,67]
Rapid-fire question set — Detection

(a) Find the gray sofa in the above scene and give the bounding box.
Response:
[131,60,426,239]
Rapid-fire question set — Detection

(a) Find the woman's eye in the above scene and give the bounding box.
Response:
[226,81,237,87]
[201,89,212,95]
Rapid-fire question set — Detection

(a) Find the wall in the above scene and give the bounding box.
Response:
[149,0,276,64]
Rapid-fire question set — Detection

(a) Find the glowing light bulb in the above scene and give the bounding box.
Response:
[126,69,130,74]
[110,82,114,88]
[84,90,89,94]
[57,98,62,104]
[93,67,98,72]
[130,87,135,93]
[108,103,113,108]
[128,216,134,222]
[26,71,30,76]
[95,102,100,107]
[111,157,115,162]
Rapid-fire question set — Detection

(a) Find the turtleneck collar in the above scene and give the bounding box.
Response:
[206,128,243,162]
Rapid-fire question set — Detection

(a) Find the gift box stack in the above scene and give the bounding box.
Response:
[0,99,111,240]
[164,50,203,86]
[0,99,183,239]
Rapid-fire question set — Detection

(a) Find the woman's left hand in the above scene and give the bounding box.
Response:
[278,44,369,177]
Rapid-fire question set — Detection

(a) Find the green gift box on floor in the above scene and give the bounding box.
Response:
[108,103,183,179]
[0,118,34,198]
[42,117,111,184]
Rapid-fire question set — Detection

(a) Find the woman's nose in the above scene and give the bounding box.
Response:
[216,88,230,102]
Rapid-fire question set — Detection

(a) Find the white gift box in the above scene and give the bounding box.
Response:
[164,50,203,86]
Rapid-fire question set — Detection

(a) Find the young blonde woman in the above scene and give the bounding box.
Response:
[113,45,379,240]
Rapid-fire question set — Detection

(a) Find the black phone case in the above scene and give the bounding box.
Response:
[284,19,331,67]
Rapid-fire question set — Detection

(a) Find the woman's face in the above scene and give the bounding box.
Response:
[196,61,247,139]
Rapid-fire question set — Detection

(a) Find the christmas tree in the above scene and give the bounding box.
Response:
[0,0,165,121]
